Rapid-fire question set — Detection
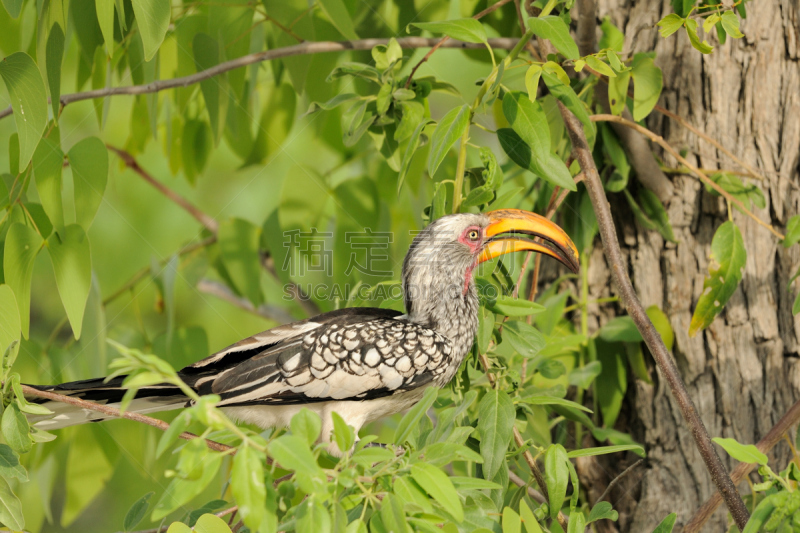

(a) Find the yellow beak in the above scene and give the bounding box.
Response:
[478,209,580,273]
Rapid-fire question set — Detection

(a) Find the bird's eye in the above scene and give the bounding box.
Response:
[468,229,480,241]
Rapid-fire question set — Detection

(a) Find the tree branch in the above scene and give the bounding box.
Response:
[107,145,219,233]
[105,147,322,318]
[684,398,800,533]
[590,114,784,239]
[21,384,235,454]
[595,458,644,504]
[549,59,750,527]
[197,278,296,324]
[404,0,515,89]
[575,0,597,57]
[0,38,522,121]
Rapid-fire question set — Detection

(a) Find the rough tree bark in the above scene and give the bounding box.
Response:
[576,1,800,531]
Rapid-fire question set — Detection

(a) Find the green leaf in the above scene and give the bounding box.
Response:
[0,475,24,531]
[268,435,323,480]
[599,316,642,343]
[428,105,470,177]
[305,93,362,115]
[0,286,20,358]
[526,16,579,60]
[489,296,546,317]
[152,452,222,520]
[331,411,355,452]
[395,101,424,142]
[587,501,618,524]
[586,56,616,78]
[449,477,503,491]
[166,523,192,533]
[0,445,25,483]
[503,92,550,160]
[525,65,542,99]
[705,172,765,211]
[720,11,743,39]
[4,223,43,339]
[544,444,569,518]
[646,305,674,351]
[194,513,233,533]
[33,136,65,234]
[410,19,487,44]
[397,118,431,193]
[411,463,464,522]
[46,23,65,120]
[689,221,746,336]
[0,53,48,170]
[652,513,677,533]
[380,494,410,533]
[630,56,663,121]
[502,507,521,533]
[712,437,768,465]
[519,395,592,413]
[0,0,22,17]
[541,72,596,148]
[130,0,170,61]
[595,338,626,427]
[684,19,714,54]
[657,14,685,38]
[156,411,191,458]
[291,408,322,447]
[520,501,543,533]
[218,218,263,307]
[608,70,630,116]
[1,403,30,454]
[319,0,358,40]
[96,0,115,53]
[68,136,108,230]
[567,510,585,533]
[193,33,227,145]
[638,189,677,242]
[567,444,644,458]
[232,446,269,533]
[123,492,154,531]
[503,320,546,358]
[395,386,437,445]
[568,360,602,388]
[784,215,800,248]
[477,389,515,481]
[599,17,624,51]
[48,225,92,339]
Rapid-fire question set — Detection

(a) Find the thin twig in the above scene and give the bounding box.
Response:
[684,398,800,533]
[553,72,750,528]
[107,145,219,233]
[198,279,295,324]
[590,114,784,240]
[404,0,515,89]
[104,148,321,317]
[508,469,550,506]
[21,384,235,454]
[596,458,644,504]
[0,38,522,121]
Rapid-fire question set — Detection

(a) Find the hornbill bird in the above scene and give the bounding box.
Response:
[27,209,578,452]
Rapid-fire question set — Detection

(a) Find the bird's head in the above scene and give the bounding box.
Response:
[402,209,579,325]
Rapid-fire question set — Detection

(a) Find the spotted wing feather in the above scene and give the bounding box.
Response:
[178,308,455,406]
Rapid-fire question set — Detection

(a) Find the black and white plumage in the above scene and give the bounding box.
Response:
[27,209,578,452]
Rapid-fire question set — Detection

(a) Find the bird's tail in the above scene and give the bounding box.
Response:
[25,377,190,430]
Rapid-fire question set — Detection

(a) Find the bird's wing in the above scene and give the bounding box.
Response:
[179,308,453,405]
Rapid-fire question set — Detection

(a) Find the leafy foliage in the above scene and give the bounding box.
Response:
[0,0,776,530]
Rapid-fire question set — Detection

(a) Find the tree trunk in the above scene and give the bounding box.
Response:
[584,1,800,530]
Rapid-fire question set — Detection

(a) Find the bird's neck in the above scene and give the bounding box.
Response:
[404,269,479,354]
